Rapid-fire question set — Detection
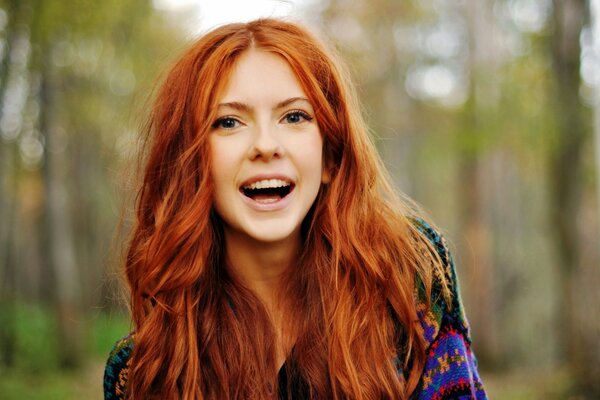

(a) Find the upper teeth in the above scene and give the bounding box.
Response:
[244,179,290,190]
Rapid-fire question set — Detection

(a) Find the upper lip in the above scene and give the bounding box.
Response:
[239,174,295,189]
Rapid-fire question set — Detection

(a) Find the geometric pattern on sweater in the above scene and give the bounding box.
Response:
[412,325,486,399]
[103,334,133,400]
[411,218,487,399]
[103,219,487,399]
[413,218,471,343]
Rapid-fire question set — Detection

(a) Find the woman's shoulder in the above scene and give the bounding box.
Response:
[410,217,470,345]
[103,334,134,400]
[410,218,487,399]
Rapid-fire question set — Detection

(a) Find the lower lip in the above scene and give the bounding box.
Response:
[240,189,295,211]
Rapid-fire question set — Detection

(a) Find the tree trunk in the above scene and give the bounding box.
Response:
[595,0,600,237]
[550,0,599,395]
[459,0,501,366]
[38,48,83,369]
[0,143,17,368]
[0,0,28,369]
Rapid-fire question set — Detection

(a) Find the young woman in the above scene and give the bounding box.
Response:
[104,18,487,399]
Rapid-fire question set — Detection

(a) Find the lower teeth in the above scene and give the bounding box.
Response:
[252,194,281,203]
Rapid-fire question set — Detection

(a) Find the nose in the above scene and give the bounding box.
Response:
[248,122,284,161]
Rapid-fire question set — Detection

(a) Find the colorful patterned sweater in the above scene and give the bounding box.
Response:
[104,220,487,399]
[409,220,486,399]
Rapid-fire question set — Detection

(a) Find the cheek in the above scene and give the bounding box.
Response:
[300,136,324,175]
[292,139,325,196]
[209,140,238,183]
[208,142,236,212]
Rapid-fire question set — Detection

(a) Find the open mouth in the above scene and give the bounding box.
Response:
[240,178,294,204]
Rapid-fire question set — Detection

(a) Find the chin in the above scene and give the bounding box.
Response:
[246,225,300,244]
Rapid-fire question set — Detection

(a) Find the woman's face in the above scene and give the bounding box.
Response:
[209,49,326,246]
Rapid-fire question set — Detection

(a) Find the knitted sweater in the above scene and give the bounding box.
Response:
[103,220,487,399]
[409,220,487,399]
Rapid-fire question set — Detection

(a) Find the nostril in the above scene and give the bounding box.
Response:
[250,134,284,159]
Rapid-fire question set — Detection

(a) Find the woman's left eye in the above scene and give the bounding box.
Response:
[282,110,313,124]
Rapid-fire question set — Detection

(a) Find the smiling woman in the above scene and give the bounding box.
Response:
[210,50,325,248]
[103,18,487,400]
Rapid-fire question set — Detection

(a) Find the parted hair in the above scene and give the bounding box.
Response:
[125,18,449,399]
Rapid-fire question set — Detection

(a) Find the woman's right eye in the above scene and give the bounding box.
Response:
[212,117,240,130]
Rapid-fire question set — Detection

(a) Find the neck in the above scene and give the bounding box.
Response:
[223,229,300,309]
[222,228,301,370]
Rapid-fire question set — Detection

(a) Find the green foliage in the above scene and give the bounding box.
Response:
[0,304,129,371]
[0,369,80,400]
[0,304,58,372]
[482,369,578,400]
[87,310,130,359]
[0,304,128,399]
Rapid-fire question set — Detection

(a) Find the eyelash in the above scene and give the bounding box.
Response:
[211,110,314,130]
[282,109,313,124]
[212,116,241,130]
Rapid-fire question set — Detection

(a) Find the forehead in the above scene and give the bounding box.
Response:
[218,49,308,104]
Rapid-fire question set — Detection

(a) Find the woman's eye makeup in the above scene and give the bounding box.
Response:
[212,110,313,129]
[282,110,313,124]
[212,116,240,130]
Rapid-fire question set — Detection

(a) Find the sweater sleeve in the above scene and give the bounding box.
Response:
[411,219,487,400]
[103,335,134,400]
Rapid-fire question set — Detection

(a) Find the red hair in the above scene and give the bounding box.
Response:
[125,18,449,399]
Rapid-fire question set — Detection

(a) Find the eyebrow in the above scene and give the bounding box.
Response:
[216,97,312,112]
[275,97,311,109]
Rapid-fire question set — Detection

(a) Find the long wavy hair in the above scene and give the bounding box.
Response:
[125,18,449,399]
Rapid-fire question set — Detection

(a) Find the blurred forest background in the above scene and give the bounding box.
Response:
[0,0,599,398]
